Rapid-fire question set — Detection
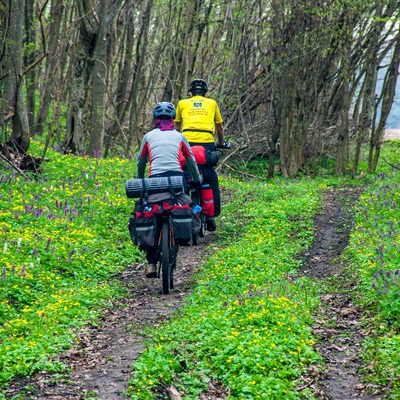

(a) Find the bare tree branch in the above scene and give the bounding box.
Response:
[382,157,400,171]
[0,152,32,181]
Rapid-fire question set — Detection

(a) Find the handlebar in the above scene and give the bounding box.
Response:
[216,141,231,150]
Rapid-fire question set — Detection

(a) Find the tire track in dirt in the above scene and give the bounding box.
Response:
[5,187,388,399]
[4,234,217,399]
[300,188,383,400]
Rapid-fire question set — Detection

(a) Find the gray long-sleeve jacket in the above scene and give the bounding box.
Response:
[137,128,201,183]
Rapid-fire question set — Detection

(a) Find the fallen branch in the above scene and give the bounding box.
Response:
[0,152,31,181]
[2,110,15,124]
[215,144,247,174]
[221,161,269,181]
[382,157,400,171]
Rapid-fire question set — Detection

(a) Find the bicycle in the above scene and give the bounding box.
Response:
[187,181,206,245]
[186,142,231,245]
[155,211,177,294]
[126,176,189,294]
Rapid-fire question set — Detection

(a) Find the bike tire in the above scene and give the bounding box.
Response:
[191,188,205,241]
[169,245,175,289]
[199,214,206,237]
[161,220,172,294]
[192,229,200,245]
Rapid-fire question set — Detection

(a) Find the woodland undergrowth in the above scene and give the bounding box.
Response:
[0,140,399,399]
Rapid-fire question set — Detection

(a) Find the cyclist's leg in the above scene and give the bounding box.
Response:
[146,248,157,264]
[145,216,160,278]
[145,247,158,278]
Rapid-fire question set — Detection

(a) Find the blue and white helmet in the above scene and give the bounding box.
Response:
[153,102,176,119]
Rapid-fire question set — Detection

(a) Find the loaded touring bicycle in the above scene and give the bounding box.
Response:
[126,175,200,294]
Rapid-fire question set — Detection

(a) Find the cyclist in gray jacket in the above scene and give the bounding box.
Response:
[137,102,201,277]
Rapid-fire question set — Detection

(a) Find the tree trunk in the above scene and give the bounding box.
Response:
[24,0,36,129]
[35,0,65,137]
[104,7,135,158]
[126,0,154,155]
[65,0,96,154]
[87,0,118,158]
[8,0,30,152]
[369,28,400,173]
[352,61,377,177]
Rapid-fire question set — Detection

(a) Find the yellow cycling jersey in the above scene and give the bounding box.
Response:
[175,95,223,143]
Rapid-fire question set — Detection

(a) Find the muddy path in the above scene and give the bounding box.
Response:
[5,188,385,399]
[300,188,383,399]
[4,233,218,400]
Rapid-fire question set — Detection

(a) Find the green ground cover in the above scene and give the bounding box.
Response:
[0,143,141,391]
[128,177,326,399]
[0,140,398,399]
[344,142,400,396]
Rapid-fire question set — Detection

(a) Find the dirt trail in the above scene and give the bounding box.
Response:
[5,234,216,399]
[5,188,385,399]
[301,188,382,399]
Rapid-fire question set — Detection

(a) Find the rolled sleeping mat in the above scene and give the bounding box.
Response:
[126,176,185,198]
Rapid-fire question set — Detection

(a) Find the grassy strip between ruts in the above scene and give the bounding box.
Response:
[127,178,328,399]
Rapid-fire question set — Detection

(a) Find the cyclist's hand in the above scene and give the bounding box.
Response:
[216,141,231,149]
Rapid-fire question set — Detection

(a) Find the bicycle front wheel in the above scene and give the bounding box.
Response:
[161,220,172,294]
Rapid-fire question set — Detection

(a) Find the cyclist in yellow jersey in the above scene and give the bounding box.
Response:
[175,79,230,231]
[175,95,224,144]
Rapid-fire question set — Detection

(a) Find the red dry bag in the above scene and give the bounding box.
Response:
[201,184,214,217]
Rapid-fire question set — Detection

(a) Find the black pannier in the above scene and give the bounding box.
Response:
[171,204,192,245]
[128,202,161,250]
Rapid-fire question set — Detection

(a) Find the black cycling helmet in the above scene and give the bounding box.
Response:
[153,102,176,119]
[189,79,208,95]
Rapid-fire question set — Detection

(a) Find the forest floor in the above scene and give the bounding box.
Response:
[4,188,387,400]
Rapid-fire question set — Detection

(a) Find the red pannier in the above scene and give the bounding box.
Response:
[179,146,207,166]
[201,184,214,217]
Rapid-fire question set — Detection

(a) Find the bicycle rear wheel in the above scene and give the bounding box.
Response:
[191,189,205,242]
[199,213,206,237]
[161,220,172,294]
